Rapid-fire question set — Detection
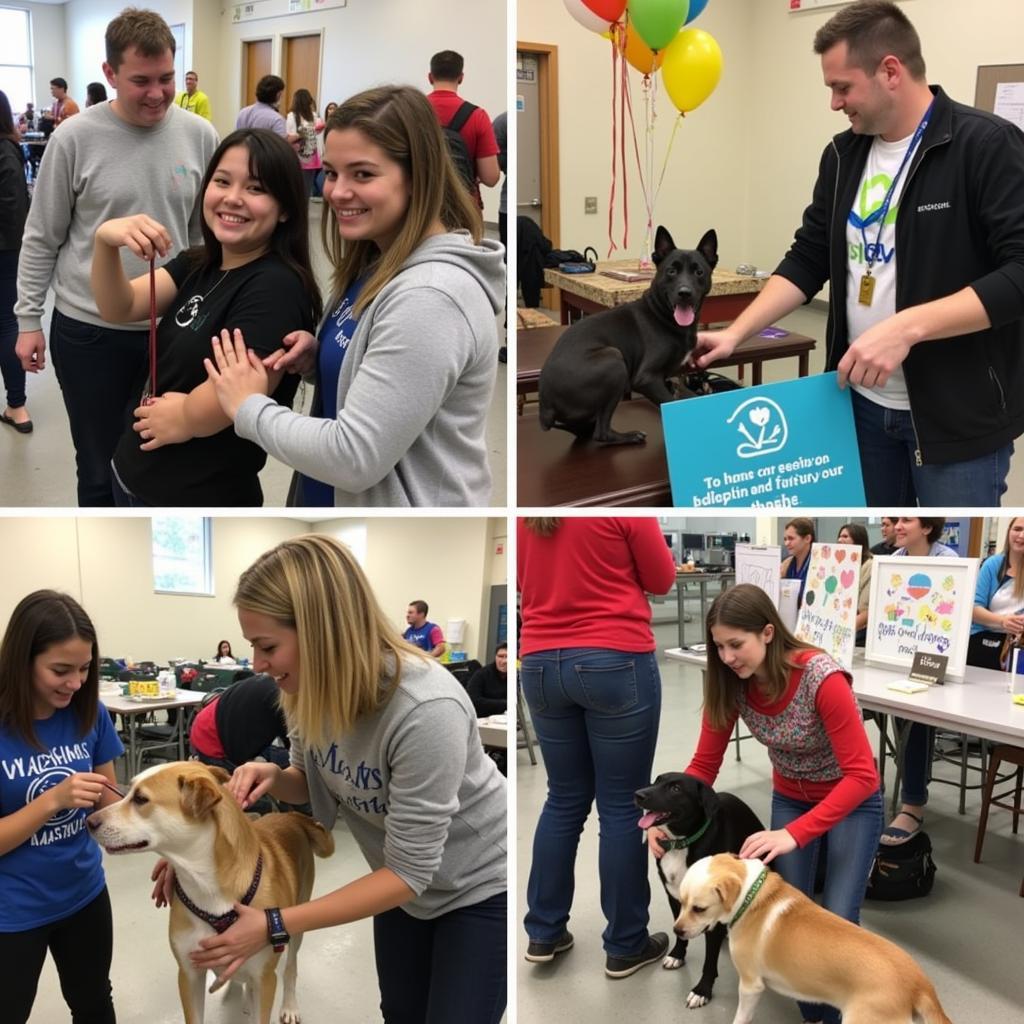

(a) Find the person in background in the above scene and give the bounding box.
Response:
[17,102,35,131]
[881,515,957,846]
[648,584,881,1024]
[403,601,445,658]
[175,70,211,121]
[969,516,1024,671]
[213,640,235,663]
[870,516,898,555]
[519,516,676,978]
[236,74,290,142]
[466,642,507,718]
[780,516,815,605]
[0,90,31,435]
[286,88,323,197]
[85,82,108,107]
[0,590,125,1024]
[204,85,504,507]
[15,7,219,506]
[837,522,873,643]
[43,77,79,127]
[313,101,338,196]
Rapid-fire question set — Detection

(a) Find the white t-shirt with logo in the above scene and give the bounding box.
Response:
[846,133,915,410]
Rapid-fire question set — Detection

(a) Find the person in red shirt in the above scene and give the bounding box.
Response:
[425,50,499,210]
[649,583,881,1024]
[519,516,676,980]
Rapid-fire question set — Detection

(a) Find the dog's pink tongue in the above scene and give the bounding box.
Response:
[638,811,661,829]
[674,305,696,327]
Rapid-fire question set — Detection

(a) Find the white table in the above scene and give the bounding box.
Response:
[478,720,509,749]
[102,690,206,777]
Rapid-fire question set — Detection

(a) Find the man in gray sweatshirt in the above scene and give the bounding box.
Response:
[15,7,218,506]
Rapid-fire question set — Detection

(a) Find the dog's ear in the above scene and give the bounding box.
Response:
[699,781,720,820]
[715,872,742,914]
[205,765,231,786]
[179,773,223,820]
[652,225,676,266]
[696,229,718,271]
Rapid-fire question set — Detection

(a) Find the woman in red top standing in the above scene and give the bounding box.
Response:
[649,584,881,1024]
[518,516,676,980]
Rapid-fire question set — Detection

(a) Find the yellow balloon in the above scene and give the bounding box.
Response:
[620,21,663,74]
[661,27,723,113]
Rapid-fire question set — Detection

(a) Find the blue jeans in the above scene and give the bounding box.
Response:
[0,249,26,409]
[521,648,661,956]
[898,721,932,807]
[50,310,148,506]
[851,389,1012,506]
[771,788,884,1024]
[373,892,506,1023]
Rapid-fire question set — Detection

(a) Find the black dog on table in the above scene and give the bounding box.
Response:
[537,226,717,445]
[635,772,764,1009]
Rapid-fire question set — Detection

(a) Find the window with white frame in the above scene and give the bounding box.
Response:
[0,8,33,115]
[152,516,213,595]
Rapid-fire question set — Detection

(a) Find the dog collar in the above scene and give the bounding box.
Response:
[174,853,263,933]
[729,867,768,928]
[661,818,712,851]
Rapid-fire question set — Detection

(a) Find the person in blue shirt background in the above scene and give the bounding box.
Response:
[402,600,446,657]
[0,590,124,1024]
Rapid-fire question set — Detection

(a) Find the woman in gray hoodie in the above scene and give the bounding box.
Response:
[205,85,505,507]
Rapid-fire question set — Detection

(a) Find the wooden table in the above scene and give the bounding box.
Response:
[516,325,817,408]
[102,690,206,777]
[544,263,767,325]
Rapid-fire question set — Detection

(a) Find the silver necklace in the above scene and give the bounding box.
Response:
[175,269,230,328]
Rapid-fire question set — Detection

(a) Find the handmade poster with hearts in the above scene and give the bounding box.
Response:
[795,542,861,669]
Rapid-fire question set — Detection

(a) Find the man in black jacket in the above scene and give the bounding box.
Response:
[693,0,1024,506]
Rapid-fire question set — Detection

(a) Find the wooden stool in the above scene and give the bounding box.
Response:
[973,743,1024,896]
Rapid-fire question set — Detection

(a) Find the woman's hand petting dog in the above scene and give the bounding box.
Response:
[191,901,268,985]
[646,826,669,859]
[151,858,175,908]
[739,827,797,864]
[227,760,280,811]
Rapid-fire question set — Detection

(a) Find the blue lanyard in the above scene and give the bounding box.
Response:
[858,100,933,272]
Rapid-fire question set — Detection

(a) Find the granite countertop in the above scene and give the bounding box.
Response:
[544,262,767,307]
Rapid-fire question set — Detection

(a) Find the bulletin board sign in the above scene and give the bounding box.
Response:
[662,373,866,508]
[975,64,1024,133]
[735,544,781,607]
[795,542,861,670]
[865,556,979,679]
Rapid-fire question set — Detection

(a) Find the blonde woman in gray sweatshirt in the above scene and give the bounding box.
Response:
[204,85,505,507]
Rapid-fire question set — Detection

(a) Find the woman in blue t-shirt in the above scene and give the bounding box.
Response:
[0,590,125,1024]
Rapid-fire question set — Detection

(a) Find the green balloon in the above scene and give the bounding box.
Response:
[629,0,689,51]
[825,576,838,594]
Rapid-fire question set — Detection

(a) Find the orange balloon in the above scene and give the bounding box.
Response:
[620,21,664,75]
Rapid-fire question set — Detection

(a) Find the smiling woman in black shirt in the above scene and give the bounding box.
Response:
[91,128,321,506]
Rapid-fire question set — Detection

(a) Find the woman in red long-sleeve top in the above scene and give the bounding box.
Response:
[519,516,677,981]
[649,583,882,1024]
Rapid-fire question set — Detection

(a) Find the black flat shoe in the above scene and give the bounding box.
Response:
[0,412,32,434]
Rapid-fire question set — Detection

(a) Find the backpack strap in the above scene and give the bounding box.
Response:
[448,101,477,133]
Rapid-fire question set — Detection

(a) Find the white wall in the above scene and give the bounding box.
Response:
[17,1,67,110]
[519,0,1023,271]
[0,516,504,665]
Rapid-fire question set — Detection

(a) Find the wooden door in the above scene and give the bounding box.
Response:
[283,34,322,109]
[242,38,272,108]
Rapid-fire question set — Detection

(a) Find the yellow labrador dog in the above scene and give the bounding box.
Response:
[88,761,333,1024]
[675,854,953,1024]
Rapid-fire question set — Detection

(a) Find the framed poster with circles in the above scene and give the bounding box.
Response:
[865,556,979,679]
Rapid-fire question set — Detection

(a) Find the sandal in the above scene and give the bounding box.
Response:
[879,810,923,845]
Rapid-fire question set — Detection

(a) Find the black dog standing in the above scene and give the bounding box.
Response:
[635,772,763,1008]
[538,226,718,444]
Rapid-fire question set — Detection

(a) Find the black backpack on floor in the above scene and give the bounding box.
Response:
[865,830,936,901]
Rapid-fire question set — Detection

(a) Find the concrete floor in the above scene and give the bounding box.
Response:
[516,621,1024,1024]
[1,204,507,508]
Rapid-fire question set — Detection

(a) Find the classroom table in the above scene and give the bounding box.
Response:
[544,264,767,325]
[674,571,735,649]
[102,689,206,777]
[478,720,509,749]
[516,325,817,409]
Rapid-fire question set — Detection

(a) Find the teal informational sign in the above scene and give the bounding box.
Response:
[662,372,866,508]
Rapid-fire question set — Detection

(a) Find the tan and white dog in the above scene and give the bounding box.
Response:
[87,761,333,1024]
[674,853,953,1024]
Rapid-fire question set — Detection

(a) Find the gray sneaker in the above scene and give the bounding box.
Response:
[604,932,670,978]
[525,930,574,963]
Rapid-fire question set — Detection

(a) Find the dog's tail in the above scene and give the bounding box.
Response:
[914,984,953,1024]
[291,812,335,858]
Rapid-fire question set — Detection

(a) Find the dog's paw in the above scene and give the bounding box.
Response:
[278,1008,301,1024]
[662,954,685,970]
[685,990,711,1009]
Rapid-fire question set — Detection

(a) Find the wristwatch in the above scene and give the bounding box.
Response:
[265,907,290,952]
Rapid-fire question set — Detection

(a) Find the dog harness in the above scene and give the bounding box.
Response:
[728,867,768,928]
[174,853,264,933]
[661,818,712,851]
